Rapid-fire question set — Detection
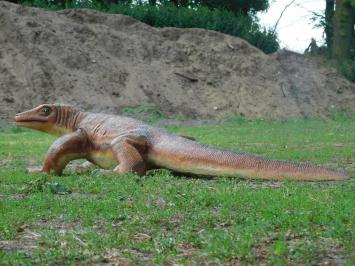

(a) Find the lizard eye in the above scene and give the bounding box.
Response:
[40,106,52,116]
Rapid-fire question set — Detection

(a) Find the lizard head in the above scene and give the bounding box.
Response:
[15,104,79,136]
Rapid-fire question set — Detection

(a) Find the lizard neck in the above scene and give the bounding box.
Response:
[55,105,86,136]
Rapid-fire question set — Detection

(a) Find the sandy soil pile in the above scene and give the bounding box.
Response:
[0,1,354,122]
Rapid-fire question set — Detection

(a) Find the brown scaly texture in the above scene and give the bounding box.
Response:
[15,104,350,181]
[148,136,349,180]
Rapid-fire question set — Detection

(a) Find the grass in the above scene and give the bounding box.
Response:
[0,118,354,265]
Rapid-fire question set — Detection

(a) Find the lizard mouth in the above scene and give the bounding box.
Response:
[14,117,46,124]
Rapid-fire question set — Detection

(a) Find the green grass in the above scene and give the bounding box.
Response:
[0,118,354,265]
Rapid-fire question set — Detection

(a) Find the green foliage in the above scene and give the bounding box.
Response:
[335,58,355,82]
[0,119,354,264]
[344,0,355,7]
[0,126,26,134]
[195,0,269,14]
[122,0,270,14]
[48,182,72,194]
[20,175,48,193]
[330,109,354,122]
[122,104,165,123]
[21,0,62,10]
[18,0,279,53]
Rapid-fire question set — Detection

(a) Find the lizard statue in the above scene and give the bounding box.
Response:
[14,104,350,181]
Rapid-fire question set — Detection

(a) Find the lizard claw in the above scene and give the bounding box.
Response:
[26,165,45,174]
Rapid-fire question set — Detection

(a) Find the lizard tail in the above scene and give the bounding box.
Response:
[151,139,350,181]
[219,154,350,181]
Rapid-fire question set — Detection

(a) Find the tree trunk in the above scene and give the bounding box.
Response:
[332,0,353,59]
[325,0,335,50]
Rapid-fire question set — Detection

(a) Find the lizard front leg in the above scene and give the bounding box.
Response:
[42,129,89,175]
[111,135,148,176]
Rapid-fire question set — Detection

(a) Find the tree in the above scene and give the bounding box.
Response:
[332,0,354,59]
[325,0,335,50]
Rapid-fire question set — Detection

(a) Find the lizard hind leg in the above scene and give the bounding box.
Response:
[111,135,148,176]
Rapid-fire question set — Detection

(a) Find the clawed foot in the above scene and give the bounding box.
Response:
[26,165,44,174]
[91,168,115,176]
[26,163,115,176]
[66,161,96,173]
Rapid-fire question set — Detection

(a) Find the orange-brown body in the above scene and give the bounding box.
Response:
[15,104,350,181]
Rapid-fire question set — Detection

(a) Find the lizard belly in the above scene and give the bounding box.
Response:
[89,149,117,169]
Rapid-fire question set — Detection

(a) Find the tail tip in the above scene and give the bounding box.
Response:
[332,169,351,181]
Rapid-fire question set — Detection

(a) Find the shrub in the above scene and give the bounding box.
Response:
[336,59,355,82]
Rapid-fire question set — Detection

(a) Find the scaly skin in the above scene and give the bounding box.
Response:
[14,104,350,181]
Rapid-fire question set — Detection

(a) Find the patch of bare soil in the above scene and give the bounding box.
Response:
[251,233,349,265]
[0,218,98,259]
[98,248,150,265]
[0,159,11,167]
[0,227,41,254]
[0,193,26,199]
[0,2,354,122]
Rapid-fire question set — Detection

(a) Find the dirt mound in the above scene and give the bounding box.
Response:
[0,2,354,122]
